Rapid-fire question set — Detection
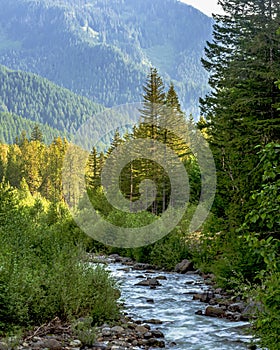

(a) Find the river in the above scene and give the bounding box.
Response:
[107,262,256,350]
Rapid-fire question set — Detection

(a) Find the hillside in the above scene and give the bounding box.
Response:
[0,0,212,115]
[0,111,71,144]
[0,64,106,137]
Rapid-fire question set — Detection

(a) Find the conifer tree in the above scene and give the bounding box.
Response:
[138,68,166,214]
[201,0,280,226]
[30,125,44,143]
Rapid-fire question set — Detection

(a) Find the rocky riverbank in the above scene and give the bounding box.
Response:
[0,316,166,350]
[102,254,259,324]
[1,254,256,350]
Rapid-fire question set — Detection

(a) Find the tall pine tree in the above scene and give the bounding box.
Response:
[201,0,280,227]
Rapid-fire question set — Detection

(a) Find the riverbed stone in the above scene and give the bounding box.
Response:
[134,262,156,270]
[174,259,193,273]
[111,326,125,333]
[156,275,167,280]
[144,332,153,339]
[151,330,164,338]
[135,325,149,334]
[205,305,225,317]
[228,302,246,313]
[144,319,163,324]
[40,338,61,349]
[225,311,242,321]
[135,278,162,287]
[102,327,112,336]
[69,339,82,347]
[147,338,165,347]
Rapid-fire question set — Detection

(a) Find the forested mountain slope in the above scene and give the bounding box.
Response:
[0,0,212,115]
[0,111,71,144]
[0,64,105,137]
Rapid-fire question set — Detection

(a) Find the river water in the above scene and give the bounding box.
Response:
[107,263,256,350]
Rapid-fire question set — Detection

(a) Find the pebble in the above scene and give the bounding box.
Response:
[69,339,82,347]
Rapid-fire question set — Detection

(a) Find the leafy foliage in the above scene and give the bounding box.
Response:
[197,1,280,348]
[0,182,120,335]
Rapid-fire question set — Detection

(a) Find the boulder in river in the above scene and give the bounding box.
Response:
[133,262,156,270]
[174,259,194,273]
[135,278,162,287]
[205,305,225,318]
[144,319,163,325]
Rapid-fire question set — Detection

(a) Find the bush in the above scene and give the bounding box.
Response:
[0,183,120,335]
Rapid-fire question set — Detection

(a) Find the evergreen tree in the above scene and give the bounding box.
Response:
[138,68,166,214]
[86,146,103,190]
[30,125,44,143]
[5,144,22,188]
[200,0,280,227]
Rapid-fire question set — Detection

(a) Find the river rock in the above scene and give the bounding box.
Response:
[156,275,167,280]
[146,338,165,347]
[69,339,82,347]
[135,278,162,287]
[111,326,125,333]
[40,338,62,349]
[144,332,153,339]
[174,259,193,273]
[135,325,149,334]
[228,302,246,313]
[144,319,163,324]
[193,291,214,303]
[151,330,164,338]
[0,342,8,350]
[205,305,225,318]
[225,311,242,321]
[102,327,112,336]
[133,262,155,270]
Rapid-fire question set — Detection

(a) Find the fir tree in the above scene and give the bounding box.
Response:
[30,125,44,143]
[200,0,280,226]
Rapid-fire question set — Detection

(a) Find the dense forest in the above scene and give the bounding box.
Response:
[0,111,71,144]
[0,64,104,137]
[0,0,212,114]
[0,0,279,349]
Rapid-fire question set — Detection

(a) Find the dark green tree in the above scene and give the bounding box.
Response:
[200,0,280,227]
[30,125,44,143]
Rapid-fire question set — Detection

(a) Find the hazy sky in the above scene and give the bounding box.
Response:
[180,0,224,17]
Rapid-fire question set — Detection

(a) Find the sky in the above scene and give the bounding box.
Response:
[180,0,224,17]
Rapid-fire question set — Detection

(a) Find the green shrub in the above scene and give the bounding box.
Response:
[0,183,120,335]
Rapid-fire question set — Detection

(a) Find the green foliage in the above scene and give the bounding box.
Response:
[237,143,280,349]
[243,143,280,236]
[71,317,96,346]
[0,182,120,335]
[148,229,189,270]
[252,272,280,350]
[201,0,280,228]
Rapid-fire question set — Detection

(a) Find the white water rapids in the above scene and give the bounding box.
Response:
[107,263,256,350]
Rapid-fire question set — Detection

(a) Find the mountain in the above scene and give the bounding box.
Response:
[0,64,103,133]
[0,0,212,116]
[0,111,71,144]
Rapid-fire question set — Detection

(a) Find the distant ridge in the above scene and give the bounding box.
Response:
[0,0,212,116]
